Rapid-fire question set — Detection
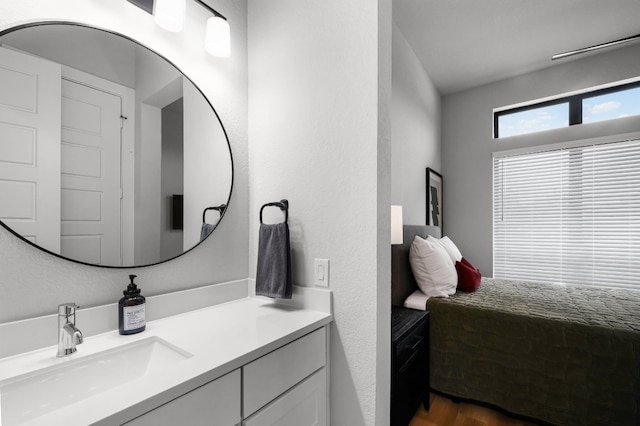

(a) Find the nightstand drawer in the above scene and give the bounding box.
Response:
[394,318,427,368]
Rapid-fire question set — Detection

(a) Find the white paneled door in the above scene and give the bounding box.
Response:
[0,47,62,252]
[60,78,122,265]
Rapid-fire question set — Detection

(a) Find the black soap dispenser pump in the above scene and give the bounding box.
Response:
[119,274,146,335]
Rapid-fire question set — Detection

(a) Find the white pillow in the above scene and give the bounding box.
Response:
[409,236,457,297]
[427,235,462,265]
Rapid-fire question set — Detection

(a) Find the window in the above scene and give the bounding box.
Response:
[493,138,640,290]
[583,86,640,124]
[494,80,640,138]
[497,102,569,138]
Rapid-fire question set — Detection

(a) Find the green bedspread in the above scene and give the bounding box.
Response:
[426,278,640,426]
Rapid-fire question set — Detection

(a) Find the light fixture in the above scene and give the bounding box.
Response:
[154,0,185,32]
[127,0,231,57]
[391,206,403,245]
[552,33,640,61]
[205,15,231,57]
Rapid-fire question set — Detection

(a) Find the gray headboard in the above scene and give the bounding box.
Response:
[391,225,441,306]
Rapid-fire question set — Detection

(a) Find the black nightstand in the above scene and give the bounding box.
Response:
[391,306,430,426]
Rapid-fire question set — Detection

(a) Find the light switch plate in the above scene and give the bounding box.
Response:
[314,258,330,288]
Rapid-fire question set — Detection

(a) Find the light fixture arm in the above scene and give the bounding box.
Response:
[127,0,226,21]
[193,0,226,21]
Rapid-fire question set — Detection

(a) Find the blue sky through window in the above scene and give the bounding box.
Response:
[498,103,569,138]
[582,86,640,124]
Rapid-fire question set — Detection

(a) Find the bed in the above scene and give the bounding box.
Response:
[391,225,640,426]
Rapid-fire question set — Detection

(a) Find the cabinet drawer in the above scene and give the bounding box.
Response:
[243,327,326,417]
[124,369,241,426]
[243,367,327,426]
[394,318,427,368]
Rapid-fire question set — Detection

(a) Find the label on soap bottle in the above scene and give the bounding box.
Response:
[123,304,146,331]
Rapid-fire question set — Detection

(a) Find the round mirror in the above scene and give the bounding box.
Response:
[0,23,233,267]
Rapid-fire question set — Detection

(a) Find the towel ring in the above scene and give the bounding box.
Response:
[260,199,288,224]
[202,204,227,223]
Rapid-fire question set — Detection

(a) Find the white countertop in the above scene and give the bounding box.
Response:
[0,296,332,426]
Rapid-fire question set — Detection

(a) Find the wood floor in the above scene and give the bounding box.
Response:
[410,393,541,426]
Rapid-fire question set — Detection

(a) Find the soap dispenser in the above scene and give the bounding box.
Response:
[119,274,146,335]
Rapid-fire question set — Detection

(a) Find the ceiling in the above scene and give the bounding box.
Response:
[393,0,640,95]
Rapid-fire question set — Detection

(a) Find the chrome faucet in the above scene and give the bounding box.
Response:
[57,303,83,357]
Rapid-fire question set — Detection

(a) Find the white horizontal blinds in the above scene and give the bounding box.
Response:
[494,149,566,283]
[493,139,640,289]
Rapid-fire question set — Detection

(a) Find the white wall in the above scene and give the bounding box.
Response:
[391,22,441,225]
[376,1,392,423]
[248,0,392,424]
[134,47,182,265]
[183,78,233,249]
[442,43,640,276]
[0,0,248,324]
[160,98,184,259]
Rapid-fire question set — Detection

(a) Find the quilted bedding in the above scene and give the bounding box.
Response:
[426,278,640,426]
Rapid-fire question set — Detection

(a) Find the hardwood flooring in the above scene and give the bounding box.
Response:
[410,393,541,426]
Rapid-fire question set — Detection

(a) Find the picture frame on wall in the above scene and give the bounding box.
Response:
[426,168,443,233]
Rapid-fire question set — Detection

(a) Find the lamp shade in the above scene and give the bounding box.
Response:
[205,16,231,57]
[155,0,185,32]
[391,205,403,245]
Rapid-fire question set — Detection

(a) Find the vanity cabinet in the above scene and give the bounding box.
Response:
[242,327,326,418]
[243,368,326,426]
[124,369,241,426]
[123,327,327,426]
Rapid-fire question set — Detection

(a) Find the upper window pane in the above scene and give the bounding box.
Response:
[582,86,640,124]
[497,103,569,138]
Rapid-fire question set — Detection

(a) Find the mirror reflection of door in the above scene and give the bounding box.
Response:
[60,78,122,265]
[0,46,125,265]
[0,47,62,253]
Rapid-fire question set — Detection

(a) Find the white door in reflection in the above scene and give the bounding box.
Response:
[0,47,61,252]
[60,78,122,265]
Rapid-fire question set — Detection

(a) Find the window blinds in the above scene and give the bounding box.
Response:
[493,138,640,289]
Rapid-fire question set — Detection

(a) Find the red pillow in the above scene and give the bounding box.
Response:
[460,257,479,273]
[456,257,481,292]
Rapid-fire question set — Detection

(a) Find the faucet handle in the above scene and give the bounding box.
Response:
[58,303,80,316]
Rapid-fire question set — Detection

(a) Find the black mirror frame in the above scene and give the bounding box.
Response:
[0,21,234,269]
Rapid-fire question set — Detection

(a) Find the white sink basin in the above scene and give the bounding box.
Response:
[0,336,192,425]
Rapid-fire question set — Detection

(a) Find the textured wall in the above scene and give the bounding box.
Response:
[0,0,249,323]
[442,43,640,277]
[247,0,392,424]
[391,23,441,226]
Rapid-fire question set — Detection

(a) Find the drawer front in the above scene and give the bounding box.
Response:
[243,327,326,418]
[124,369,241,426]
[243,368,327,426]
[394,317,427,368]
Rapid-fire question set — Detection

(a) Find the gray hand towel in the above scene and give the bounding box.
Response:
[256,222,292,299]
[200,223,215,241]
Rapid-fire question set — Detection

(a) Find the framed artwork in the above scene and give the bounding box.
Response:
[426,168,443,233]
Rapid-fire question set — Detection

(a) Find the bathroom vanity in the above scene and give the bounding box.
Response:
[0,5,331,426]
[0,285,332,426]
